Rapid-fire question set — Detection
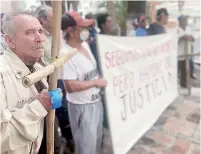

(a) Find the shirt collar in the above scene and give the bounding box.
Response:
[3,49,34,79]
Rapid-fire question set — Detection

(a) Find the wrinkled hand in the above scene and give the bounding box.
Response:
[95,78,108,88]
[38,90,52,111]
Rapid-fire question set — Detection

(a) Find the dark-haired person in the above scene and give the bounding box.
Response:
[147,8,169,35]
[95,12,114,148]
[97,13,113,35]
[96,13,114,127]
[85,13,98,63]
[59,11,108,154]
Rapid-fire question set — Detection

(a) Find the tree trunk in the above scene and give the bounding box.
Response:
[107,1,116,23]
[68,1,79,11]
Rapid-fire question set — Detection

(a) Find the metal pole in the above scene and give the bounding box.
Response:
[185,40,191,95]
[46,1,62,154]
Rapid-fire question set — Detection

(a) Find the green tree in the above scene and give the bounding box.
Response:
[115,1,128,35]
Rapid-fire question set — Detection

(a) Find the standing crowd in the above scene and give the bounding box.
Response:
[1,5,113,154]
[0,5,198,154]
[132,8,197,86]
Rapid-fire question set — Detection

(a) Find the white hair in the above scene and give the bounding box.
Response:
[34,5,52,22]
[2,11,34,35]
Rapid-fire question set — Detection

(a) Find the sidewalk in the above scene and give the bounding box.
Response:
[128,87,200,154]
[101,87,200,154]
[129,65,200,154]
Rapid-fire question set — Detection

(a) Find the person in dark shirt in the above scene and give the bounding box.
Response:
[147,8,169,35]
[85,13,98,63]
[97,13,113,35]
[89,13,113,69]
[96,13,113,132]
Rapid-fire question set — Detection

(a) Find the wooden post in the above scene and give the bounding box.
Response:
[107,1,116,24]
[46,1,62,154]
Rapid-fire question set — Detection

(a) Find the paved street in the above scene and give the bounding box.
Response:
[102,66,200,154]
[128,87,200,154]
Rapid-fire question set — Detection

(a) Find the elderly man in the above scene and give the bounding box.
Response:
[60,11,107,154]
[1,12,52,154]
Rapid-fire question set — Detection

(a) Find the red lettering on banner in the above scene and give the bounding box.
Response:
[104,39,172,69]
[105,52,110,68]
[113,71,135,96]
[113,76,118,96]
[116,50,121,66]
[111,51,116,67]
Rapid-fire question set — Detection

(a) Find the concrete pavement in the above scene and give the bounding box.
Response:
[128,87,200,154]
[101,85,200,154]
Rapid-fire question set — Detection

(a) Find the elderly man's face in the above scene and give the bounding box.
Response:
[7,15,45,64]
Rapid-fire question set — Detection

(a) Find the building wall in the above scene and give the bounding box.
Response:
[1,0,41,13]
[1,1,15,13]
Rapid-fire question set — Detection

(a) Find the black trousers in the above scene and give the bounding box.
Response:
[38,117,63,154]
[178,60,187,87]
[58,120,73,142]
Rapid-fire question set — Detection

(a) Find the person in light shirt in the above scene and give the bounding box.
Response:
[59,11,108,154]
[147,8,169,35]
[177,15,195,87]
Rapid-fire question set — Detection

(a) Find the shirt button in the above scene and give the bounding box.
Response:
[17,71,22,76]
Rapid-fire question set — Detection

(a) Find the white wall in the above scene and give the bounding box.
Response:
[1,1,13,13]
[0,0,41,13]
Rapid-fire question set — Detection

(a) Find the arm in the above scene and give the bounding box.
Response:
[59,59,97,93]
[0,76,47,152]
[60,59,107,93]
[178,28,189,41]
[64,79,97,93]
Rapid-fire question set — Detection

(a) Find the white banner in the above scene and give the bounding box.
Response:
[97,31,178,154]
